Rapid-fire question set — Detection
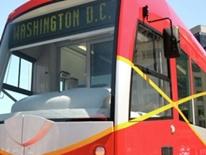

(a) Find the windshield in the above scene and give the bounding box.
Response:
[0,0,118,121]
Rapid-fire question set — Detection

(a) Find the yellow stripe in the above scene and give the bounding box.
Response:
[176,92,206,106]
[117,55,133,66]
[0,150,11,155]
[132,65,172,103]
[117,56,172,103]
[44,127,113,155]
[174,106,190,124]
[116,103,173,130]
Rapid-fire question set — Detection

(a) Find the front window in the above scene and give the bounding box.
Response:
[130,24,171,119]
[0,0,118,121]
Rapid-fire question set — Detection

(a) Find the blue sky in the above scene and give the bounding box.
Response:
[167,0,206,28]
[0,0,27,39]
[0,0,206,38]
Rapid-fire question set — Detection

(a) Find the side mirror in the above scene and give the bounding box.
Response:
[163,26,180,58]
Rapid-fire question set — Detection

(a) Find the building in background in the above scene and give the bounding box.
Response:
[191,25,206,50]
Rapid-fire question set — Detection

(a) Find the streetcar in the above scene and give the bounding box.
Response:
[0,0,206,154]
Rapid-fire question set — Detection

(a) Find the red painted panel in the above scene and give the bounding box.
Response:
[117,0,138,61]
[114,120,205,155]
[170,59,180,120]
[8,0,51,22]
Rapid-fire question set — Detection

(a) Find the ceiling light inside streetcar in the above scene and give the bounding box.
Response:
[78,45,87,51]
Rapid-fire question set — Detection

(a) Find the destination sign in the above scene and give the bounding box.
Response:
[9,0,117,48]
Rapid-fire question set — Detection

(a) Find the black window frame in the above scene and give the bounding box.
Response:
[2,51,35,96]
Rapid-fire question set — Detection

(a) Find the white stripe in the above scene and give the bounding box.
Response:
[115,60,132,125]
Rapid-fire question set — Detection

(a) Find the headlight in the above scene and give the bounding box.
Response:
[94,146,106,155]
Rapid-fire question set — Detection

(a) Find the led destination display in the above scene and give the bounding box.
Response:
[10,0,117,48]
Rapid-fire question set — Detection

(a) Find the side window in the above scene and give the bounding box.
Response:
[176,53,193,123]
[177,53,206,128]
[3,53,33,92]
[0,52,34,114]
[130,24,171,119]
[192,62,206,128]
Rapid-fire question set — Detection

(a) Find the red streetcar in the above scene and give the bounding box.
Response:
[0,0,206,155]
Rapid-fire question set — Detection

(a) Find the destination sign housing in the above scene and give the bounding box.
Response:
[9,0,117,48]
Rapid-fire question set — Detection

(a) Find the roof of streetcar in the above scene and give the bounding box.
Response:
[8,0,52,21]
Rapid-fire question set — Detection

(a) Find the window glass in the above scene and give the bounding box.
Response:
[130,24,171,119]
[0,91,14,114]
[3,54,33,91]
[4,55,19,87]
[176,53,193,123]
[0,90,27,114]
[60,44,87,89]
[133,26,168,76]
[91,41,113,87]
[0,54,33,115]
[50,36,114,119]
[192,62,206,128]
[20,59,33,90]
[131,73,171,118]
[59,39,113,90]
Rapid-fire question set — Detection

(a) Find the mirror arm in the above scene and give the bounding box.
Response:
[142,5,180,58]
[142,6,174,39]
[147,17,174,40]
